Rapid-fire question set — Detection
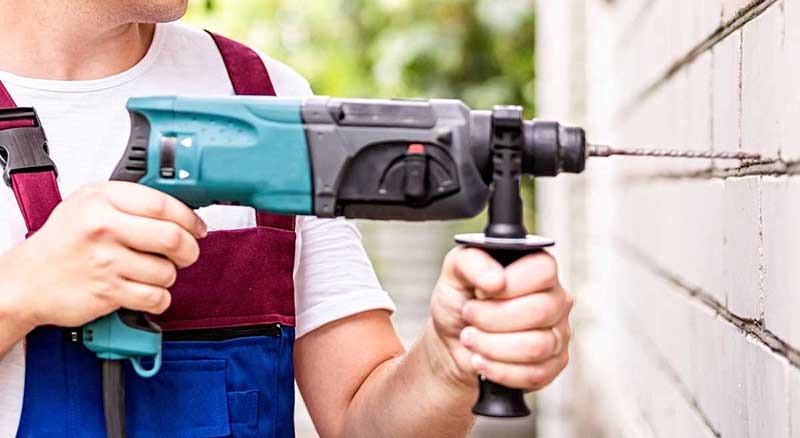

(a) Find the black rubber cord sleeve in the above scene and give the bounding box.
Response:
[102,359,127,438]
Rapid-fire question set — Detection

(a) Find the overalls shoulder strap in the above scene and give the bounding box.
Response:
[206,31,295,231]
[207,32,277,96]
[0,85,62,237]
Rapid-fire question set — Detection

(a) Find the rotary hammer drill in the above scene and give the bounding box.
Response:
[81,95,759,424]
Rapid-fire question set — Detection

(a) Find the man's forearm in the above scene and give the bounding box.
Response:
[0,252,37,358]
[0,315,33,359]
[0,295,35,359]
[341,320,476,437]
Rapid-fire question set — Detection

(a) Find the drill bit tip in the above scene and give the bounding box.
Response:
[587,144,761,161]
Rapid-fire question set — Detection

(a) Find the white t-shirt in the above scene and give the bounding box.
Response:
[0,22,395,435]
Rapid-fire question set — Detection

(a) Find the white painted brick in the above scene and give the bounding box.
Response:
[642,355,721,438]
[723,0,758,22]
[723,176,762,318]
[762,177,800,349]
[652,179,725,302]
[687,53,714,150]
[712,30,742,155]
[742,339,791,438]
[694,1,723,44]
[666,1,698,66]
[691,308,730,431]
[710,325,790,438]
[597,226,790,438]
[790,366,800,437]
[598,279,715,437]
[780,0,800,158]
[641,277,698,392]
[662,55,715,173]
[742,3,785,157]
[717,323,749,438]
[688,180,726,301]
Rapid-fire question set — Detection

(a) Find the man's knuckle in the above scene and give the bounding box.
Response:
[470,332,487,352]
[78,182,106,200]
[160,226,184,252]
[538,297,559,320]
[146,195,169,218]
[144,289,164,308]
[88,248,115,270]
[156,292,172,314]
[539,254,558,281]
[159,263,178,287]
[527,303,549,326]
[78,205,114,237]
[444,247,461,265]
[529,337,550,360]
[90,281,115,300]
[91,301,115,318]
[463,247,490,266]
[564,324,573,342]
[187,239,201,264]
[488,366,506,384]
[465,304,486,327]
[85,220,111,239]
[526,367,547,388]
[564,291,575,310]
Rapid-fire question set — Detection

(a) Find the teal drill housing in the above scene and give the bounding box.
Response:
[118,95,314,215]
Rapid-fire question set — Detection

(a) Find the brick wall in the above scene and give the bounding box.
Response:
[535,1,800,436]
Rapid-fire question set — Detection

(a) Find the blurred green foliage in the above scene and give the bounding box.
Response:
[183,0,535,116]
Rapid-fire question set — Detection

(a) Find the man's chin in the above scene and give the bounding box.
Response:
[131,0,189,23]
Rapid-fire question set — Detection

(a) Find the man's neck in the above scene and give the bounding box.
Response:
[0,4,155,81]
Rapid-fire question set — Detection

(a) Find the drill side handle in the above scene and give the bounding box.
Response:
[473,247,536,417]
[454,234,555,418]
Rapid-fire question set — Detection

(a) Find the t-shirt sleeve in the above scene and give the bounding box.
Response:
[293,217,396,338]
[256,52,396,337]
[259,54,314,97]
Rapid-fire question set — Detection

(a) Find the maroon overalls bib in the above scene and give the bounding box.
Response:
[6,32,298,438]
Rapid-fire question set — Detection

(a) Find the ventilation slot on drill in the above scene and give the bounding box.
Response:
[110,112,151,183]
[125,146,148,172]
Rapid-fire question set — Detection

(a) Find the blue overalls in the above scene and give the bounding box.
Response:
[3,32,298,438]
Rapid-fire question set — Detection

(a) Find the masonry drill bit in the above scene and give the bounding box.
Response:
[588,144,761,160]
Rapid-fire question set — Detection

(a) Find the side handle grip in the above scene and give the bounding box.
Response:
[471,247,533,418]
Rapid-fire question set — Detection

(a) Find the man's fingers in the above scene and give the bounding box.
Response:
[112,212,200,268]
[105,181,207,238]
[442,247,505,295]
[471,348,569,391]
[116,249,178,288]
[497,252,559,299]
[461,286,570,332]
[460,319,572,364]
[113,281,172,315]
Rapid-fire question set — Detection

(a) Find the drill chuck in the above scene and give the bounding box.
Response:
[522,120,586,176]
[468,113,588,183]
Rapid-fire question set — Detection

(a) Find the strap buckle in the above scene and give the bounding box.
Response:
[0,107,58,187]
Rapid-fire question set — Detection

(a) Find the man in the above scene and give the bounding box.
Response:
[0,1,573,436]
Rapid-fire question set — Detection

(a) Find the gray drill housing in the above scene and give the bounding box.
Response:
[300,97,586,221]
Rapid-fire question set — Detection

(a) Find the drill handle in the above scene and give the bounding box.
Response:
[97,139,165,377]
[470,247,534,418]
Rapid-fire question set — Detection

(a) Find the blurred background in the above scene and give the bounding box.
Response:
[183,1,537,436]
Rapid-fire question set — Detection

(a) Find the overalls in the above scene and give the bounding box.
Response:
[4,33,298,438]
